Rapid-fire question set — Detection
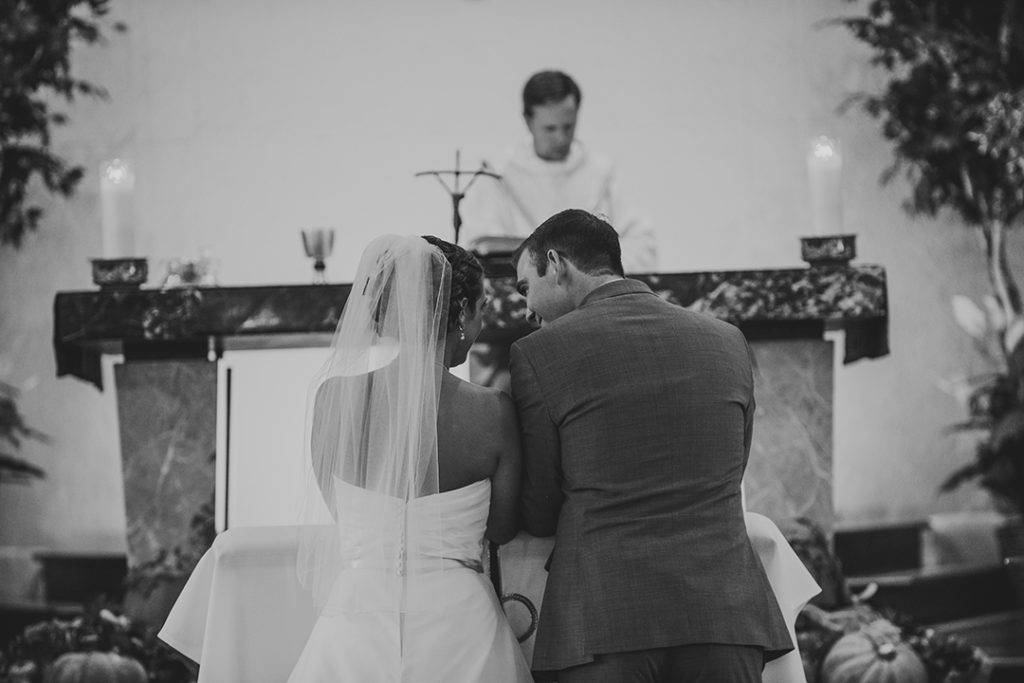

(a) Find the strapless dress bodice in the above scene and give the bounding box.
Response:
[285,477,533,682]
[332,478,491,575]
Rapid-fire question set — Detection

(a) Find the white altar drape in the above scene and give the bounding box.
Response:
[160,513,817,682]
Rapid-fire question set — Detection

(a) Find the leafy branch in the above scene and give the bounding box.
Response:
[0,0,126,247]
[837,0,1024,513]
[0,380,48,484]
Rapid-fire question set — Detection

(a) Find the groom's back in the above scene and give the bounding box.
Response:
[540,295,751,494]
[511,279,791,671]
[518,282,752,497]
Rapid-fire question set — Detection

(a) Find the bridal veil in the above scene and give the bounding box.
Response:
[296,234,452,615]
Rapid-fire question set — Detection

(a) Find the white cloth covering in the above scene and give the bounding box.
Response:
[158,525,321,683]
[745,512,822,683]
[160,507,816,682]
[459,138,658,274]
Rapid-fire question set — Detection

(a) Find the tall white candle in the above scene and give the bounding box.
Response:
[806,136,842,236]
[100,158,136,258]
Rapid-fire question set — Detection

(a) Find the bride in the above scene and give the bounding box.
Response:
[286,234,532,682]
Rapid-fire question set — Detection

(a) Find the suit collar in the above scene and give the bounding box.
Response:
[578,278,653,308]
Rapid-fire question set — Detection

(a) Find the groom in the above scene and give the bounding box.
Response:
[509,209,792,682]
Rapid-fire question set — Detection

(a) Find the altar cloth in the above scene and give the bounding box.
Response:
[159,514,818,682]
[55,265,888,389]
[158,525,322,683]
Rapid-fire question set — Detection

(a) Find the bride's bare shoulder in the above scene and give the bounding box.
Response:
[444,376,514,420]
[438,377,517,475]
[455,376,509,404]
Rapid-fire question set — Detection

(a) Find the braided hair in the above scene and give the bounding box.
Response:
[421,235,484,332]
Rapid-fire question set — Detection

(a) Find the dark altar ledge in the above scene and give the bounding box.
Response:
[53,264,889,389]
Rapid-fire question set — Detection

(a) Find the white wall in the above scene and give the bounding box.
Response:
[1,0,1017,551]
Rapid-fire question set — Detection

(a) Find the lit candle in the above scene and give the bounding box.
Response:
[806,136,842,236]
[100,158,136,258]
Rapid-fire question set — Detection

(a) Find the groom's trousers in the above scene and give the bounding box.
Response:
[556,643,763,683]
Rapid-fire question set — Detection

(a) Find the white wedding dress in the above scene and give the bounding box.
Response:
[286,478,533,683]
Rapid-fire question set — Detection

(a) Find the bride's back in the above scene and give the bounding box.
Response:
[435,372,507,492]
[311,368,511,495]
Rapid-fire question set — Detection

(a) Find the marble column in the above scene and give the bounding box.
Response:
[744,339,834,528]
[114,358,218,622]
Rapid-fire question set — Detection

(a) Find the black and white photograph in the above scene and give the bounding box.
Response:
[1,1,1022,681]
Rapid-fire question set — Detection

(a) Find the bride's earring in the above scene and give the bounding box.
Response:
[458,324,466,341]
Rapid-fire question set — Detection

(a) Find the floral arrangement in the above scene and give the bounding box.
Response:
[784,518,992,683]
[797,602,992,683]
[0,603,195,683]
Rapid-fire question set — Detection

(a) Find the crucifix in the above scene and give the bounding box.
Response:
[415,150,500,244]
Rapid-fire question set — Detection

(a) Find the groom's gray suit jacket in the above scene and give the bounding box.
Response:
[510,278,792,673]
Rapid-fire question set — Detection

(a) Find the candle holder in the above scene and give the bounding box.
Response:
[800,234,857,267]
[90,257,148,289]
[301,228,335,284]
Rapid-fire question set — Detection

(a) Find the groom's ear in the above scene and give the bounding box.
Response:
[547,249,569,284]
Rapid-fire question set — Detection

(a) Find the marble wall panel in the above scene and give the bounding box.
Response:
[745,339,834,528]
[114,360,217,569]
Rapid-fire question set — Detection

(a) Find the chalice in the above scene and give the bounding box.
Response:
[301,228,335,284]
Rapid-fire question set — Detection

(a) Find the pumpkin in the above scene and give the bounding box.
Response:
[822,619,927,683]
[42,652,147,683]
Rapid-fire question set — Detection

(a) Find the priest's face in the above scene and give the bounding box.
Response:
[526,95,578,162]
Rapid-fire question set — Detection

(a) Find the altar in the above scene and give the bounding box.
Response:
[52,263,888,574]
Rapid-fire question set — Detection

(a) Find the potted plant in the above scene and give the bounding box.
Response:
[1,0,126,550]
[836,0,1024,553]
[946,296,1024,534]
[945,298,1024,609]
[2,0,126,487]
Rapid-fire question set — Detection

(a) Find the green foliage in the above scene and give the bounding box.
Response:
[0,0,126,247]
[0,0,124,484]
[839,0,1024,514]
[0,381,47,485]
[942,384,1024,513]
[943,297,1024,515]
[836,0,1024,226]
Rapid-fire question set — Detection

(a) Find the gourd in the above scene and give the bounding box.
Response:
[822,619,927,683]
[42,652,147,683]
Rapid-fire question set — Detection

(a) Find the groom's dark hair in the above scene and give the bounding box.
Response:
[513,209,624,278]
